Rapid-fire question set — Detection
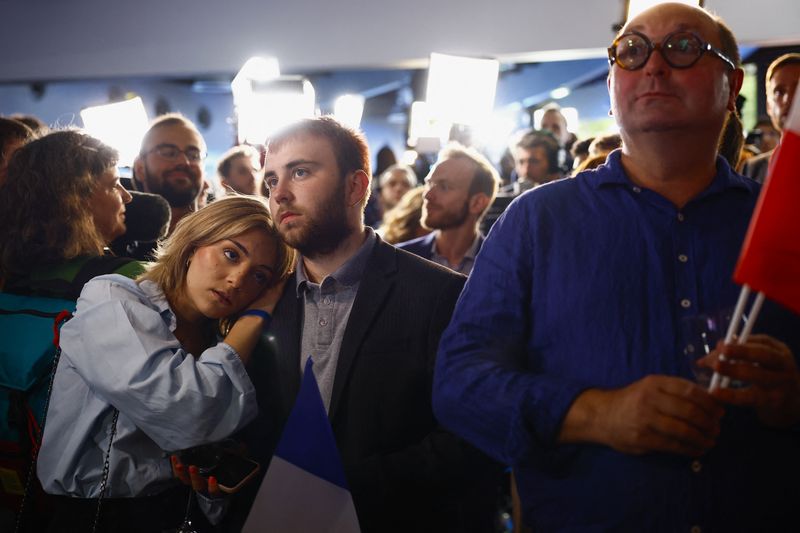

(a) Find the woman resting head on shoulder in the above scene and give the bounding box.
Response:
[36,195,294,532]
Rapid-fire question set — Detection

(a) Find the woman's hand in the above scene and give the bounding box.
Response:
[249,276,288,315]
[171,454,221,497]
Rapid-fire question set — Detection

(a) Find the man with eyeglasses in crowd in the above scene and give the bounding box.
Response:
[434,3,800,532]
[133,113,207,234]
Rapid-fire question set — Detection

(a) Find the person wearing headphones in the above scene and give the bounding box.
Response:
[504,129,563,194]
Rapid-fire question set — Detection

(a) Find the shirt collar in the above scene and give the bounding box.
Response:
[296,227,377,296]
[139,279,177,331]
[430,231,483,261]
[590,149,755,198]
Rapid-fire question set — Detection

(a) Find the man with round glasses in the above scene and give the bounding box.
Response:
[434,3,800,532]
[133,113,208,234]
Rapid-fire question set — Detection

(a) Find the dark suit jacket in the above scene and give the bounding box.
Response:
[396,232,485,264]
[226,238,499,533]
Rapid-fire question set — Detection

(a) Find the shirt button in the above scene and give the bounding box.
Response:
[685,344,695,354]
[678,254,688,263]
[319,318,328,327]
[323,297,332,305]
[681,299,691,309]
[691,526,702,533]
[632,186,642,193]
[677,212,685,222]
[691,460,702,473]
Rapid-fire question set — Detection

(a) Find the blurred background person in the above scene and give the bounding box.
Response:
[379,186,430,245]
[570,136,594,171]
[539,104,577,172]
[377,164,417,215]
[217,144,263,196]
[742,53,800,182]
[503,130,562,194]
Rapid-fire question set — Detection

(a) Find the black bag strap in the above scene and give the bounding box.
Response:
[14,310,121,533]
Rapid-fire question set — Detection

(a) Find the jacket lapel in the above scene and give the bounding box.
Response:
[328,239,398,419]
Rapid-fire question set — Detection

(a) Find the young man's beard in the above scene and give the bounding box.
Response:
[281,179,353,259]
[141,164,201,208]
[422,201,470,231]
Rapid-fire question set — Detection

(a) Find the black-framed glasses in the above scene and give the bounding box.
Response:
[147,143,206,162]
[607,30,736,71]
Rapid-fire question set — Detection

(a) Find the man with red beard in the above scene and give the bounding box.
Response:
[133,113,207,233]
[398,144,499,275]
[224,116,499,533]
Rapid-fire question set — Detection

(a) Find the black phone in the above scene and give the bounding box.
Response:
[178,443,260,494]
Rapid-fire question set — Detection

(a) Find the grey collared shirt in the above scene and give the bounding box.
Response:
[429,231,482,275]
[296,228,376,411]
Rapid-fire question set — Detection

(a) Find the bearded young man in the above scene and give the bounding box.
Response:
[398,144,498,275]
[223,116,499,533]
[133,113,207,233]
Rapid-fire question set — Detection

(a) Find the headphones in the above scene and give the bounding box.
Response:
[518,130,561,175]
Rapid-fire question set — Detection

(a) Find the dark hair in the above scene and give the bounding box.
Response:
[0,130,118,277]
[718,111,744,170]
[570,137,594,160]
[0,118,34,168]
[9,114,48,135]
[267,116,372,207]
[515,130,561,174]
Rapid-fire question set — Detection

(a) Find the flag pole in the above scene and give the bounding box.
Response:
[709,284,750,391]
[719,291,765,389]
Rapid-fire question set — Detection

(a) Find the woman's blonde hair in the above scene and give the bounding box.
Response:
[380,186,430,245]
[139,196,294,301]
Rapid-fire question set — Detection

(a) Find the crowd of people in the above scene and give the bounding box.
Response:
[0,3,798,532]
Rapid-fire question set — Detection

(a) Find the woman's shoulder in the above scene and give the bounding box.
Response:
[79,274,152,307]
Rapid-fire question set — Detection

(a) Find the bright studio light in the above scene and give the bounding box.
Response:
[407,101,451,152]
[235,76,316,145]
[627,0,699,21]
[80,97,149,167]
[231,56,281,107]
[549,87,571,100]
[425,53,499,127]
[333,94,365,128]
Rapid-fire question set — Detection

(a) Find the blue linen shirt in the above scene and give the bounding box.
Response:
[434,151,800,531]
[37,275,257,499]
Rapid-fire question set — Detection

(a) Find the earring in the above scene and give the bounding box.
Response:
[608,108,613,116]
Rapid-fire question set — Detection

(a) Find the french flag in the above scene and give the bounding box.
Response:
[243,358,361,532]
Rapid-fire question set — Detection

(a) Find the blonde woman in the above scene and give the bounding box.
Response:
[37,196,294,532]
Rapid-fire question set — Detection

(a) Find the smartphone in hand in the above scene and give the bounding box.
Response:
[178,443,260,494]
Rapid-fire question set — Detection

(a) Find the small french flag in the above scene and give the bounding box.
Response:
[243,358,361,533]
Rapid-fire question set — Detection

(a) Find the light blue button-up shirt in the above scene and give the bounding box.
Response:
[37,275,257,498]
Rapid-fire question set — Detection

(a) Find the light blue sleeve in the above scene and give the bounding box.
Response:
[59,278,257,452]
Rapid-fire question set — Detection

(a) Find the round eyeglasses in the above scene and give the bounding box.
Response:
[147,143,206,163]
[608,30,736,71]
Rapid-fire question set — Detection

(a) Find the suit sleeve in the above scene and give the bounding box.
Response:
[344,272,500,507]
